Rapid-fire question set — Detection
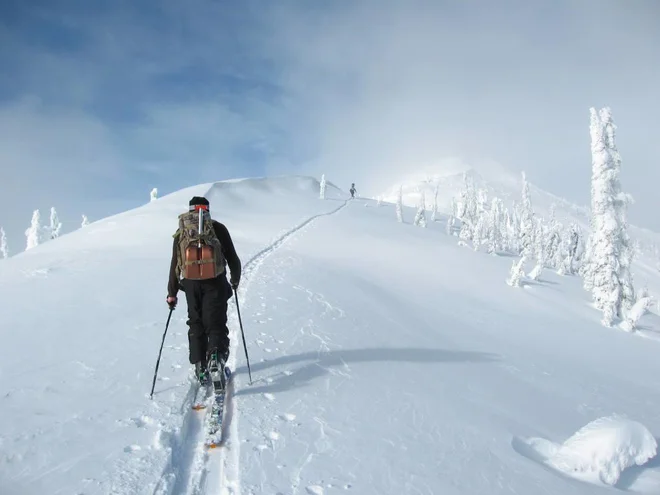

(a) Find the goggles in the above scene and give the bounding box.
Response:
[190,204,209,212]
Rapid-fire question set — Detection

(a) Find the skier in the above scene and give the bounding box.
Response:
[350,183,357,198]
[166,196,241,386]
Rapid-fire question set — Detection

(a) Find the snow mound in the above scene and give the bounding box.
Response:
[519,415,658,487]
[551,415,657,485]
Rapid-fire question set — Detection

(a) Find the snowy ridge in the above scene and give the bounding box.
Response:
[380,166,659,252]
[3,175,660,494]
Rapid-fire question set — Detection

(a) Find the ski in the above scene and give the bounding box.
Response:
[205,366,232,449]
[189,366,212,410]
[191,380,209,410]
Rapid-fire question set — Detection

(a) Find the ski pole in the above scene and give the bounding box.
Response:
[234,288,252,385]
[150,308,173,399]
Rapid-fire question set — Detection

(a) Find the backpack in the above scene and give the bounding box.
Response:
[174,209,226,280]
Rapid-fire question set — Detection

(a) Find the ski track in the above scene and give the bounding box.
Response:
[153,198,348,495]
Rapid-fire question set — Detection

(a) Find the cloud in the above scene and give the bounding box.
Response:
[251,0,660,218]
[0,0,659,244]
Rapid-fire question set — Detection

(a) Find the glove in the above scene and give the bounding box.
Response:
[230,279,239,291]
[166,296,177,309]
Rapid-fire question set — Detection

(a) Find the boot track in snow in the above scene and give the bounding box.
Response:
[154,199,348,495]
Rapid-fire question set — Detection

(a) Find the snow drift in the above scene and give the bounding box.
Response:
[517,415,657,487]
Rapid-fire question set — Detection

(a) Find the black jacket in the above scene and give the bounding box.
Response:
[168,220,241,297]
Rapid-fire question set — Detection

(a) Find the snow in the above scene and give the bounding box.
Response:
[516,415,657,487]
[555,416,656,485]
[2,175,660,494]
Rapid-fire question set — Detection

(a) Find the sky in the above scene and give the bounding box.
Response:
[1,0,659,249]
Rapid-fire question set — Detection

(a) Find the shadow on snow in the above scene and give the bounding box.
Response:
[233,347,500,396]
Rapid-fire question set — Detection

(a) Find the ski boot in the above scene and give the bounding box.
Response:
[207,349,228,392]
[194,361,209,386]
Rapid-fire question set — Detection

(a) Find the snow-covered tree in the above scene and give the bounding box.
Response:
[507,257,526,287]
[503,207,517,253]
[508,202,521,253]
[0,227,8,259]
[458,173,478,244]
[319,175,326,200]
[49,207,62,239]
[81,214,90,228]
[446,197,457,235]
[518,171,534,258]
[558,223,581,275]
[488,198,504,254]
[396,186,404,223]
[25,209,42,250]
[602,107,635,313]
[621,296,653,332]
[446,214,456,235]
[431,182,439,222]
[586,107,635,326]
[544,207,563,270]
[528,218,545,280]
[472,214,485,251]
[413,190,427,228]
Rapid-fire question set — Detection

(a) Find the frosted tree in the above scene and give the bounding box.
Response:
[509,202,521,253]
[586,107,635,326]
[431,182,440,222]
[602,107,635,312]
[49,207,62,239]
[458,173,478,244]
[25,209,42,250]
[545,207,562,269]
[395,186,404,223]
[528,218,545,280]
[319,175,326,200]
[558,223,580,275]
[621,296,653,332]
[446,197,457,235]
[446,214,455,235]
[150,188,158,202]
[81,214,90,228]
[518,171,535,258]
[507,257,526,287]
[413,190,427,227]
[472,188,490,250]
[472,214,485,251]
[0,227,8,259]
[488,198,504,254]
[503,208,514,252]
[476,188,489,216]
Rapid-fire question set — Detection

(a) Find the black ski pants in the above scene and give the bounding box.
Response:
[182,276,232,364]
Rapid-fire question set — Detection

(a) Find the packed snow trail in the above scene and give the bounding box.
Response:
[156,197,348,495]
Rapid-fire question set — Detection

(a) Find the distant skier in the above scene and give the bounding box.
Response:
[166,196,241,386]
[350,183,357,199]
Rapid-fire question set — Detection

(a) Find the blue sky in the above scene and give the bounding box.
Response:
[1,0,659,248]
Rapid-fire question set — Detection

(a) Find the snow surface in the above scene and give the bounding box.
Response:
[2,175,660,494]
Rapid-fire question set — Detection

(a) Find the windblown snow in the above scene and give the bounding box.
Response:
[2,175,660,495]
